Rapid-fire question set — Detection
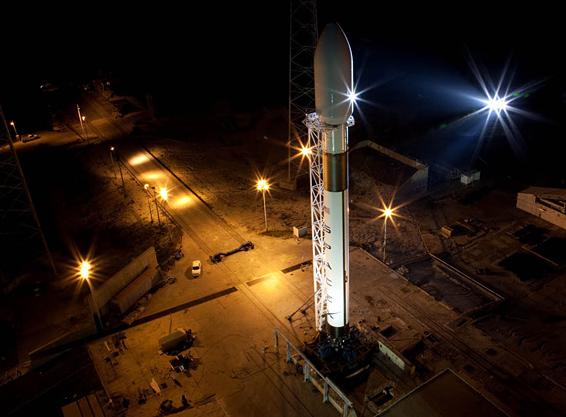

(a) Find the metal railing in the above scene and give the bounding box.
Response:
[273,328,356,417]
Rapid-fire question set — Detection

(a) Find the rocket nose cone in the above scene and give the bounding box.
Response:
[314,23,353,125]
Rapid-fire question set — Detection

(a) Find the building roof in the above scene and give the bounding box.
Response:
[518,187,566,201]
[378,369,508,417]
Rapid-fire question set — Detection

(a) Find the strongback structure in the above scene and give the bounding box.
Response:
[0,105,55,284]
[288,0,318,180]
[306,24,355,336]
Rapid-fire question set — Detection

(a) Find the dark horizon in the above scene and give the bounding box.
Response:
[2,3,565,177]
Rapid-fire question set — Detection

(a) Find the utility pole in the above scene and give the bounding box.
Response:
[288,0,318,181]
[0,105,56,277]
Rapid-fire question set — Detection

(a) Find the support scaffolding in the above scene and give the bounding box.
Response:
[288,0,318,180]
[305,113,354,331]
[0,105,55,283]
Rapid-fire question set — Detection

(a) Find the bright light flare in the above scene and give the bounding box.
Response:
[484,95,509,114]
[347,89,359,104]
[299,145,312,158]
[159,187,169,201]
[256,178,270,191]
[378,205,397,222]
[79,261,92,280]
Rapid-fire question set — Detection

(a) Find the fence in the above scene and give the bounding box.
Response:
[273,328,357,417]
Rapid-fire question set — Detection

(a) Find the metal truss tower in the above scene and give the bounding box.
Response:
[0,105,55,282]
[305,112,354,331]
[288,0,318,180]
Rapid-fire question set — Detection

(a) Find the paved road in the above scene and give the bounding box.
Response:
[121,146,244,256]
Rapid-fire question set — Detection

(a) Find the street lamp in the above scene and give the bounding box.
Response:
[256,178,270,231]
[9,121,19,141]
[151,186,162,226]
[144,184,154,222]
[78,259,102,329]
[76,104,87,140]
[80,260,91,280]
[109,146,117,178]
[81,115,88,139]
[111,147,125,192]
[380,205,396,263]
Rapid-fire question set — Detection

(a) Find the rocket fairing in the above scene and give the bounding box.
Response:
[314,23,353,338]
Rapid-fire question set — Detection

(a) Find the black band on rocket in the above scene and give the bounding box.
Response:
[323,153,348,191]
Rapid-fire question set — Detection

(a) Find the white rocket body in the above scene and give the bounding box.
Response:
[314,23,353,337]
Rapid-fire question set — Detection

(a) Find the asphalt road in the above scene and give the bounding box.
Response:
[121,146,245,257]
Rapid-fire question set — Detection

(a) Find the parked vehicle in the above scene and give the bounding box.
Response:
[191,260,201,277]
[22,133,40,143]
[210,241,254,264]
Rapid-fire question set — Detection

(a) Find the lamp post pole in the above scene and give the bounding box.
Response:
[262,189,268,232]
[82,115,88,140]
[109,147,117,178]
[76,105,87,140]
[80,261,102,330]
[144,184,153,223]
[152,187,162,227]
[9,121,19,141]
[256,179,270,232]
[381,207,394,264]
[383,217,388,262]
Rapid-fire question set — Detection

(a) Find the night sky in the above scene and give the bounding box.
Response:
[2,2,565,176]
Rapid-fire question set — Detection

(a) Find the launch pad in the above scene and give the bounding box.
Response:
[304,327,374,384]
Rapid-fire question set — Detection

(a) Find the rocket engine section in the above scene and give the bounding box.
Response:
[314,23,354,338]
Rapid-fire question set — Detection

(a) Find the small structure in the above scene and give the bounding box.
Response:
[440,226,454,239]
[293,225,308,238]
[516,187,566,231]
[460,170,481,185]
[159,328,195,355]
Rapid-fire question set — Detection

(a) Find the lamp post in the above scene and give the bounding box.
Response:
[256,178,270,232]
[113,149,125,193]
[158,186,174,242]
[109,146,117,178]
[81,115,88,139]
[151,186,162,227]
[381,206,394,263]
[144,184,153,223]
[79,260,102,330]
[76,104,87,140]
[9,121,19,142]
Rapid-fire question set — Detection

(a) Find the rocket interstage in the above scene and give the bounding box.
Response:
[314,23,353,338]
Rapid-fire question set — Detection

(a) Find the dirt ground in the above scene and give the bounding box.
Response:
[1,131,181,382]
[137,116,566,410]
[3,102,566,415]
[141,124,426,266]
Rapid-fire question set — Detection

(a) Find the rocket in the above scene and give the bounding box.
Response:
[314,23,353,338]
